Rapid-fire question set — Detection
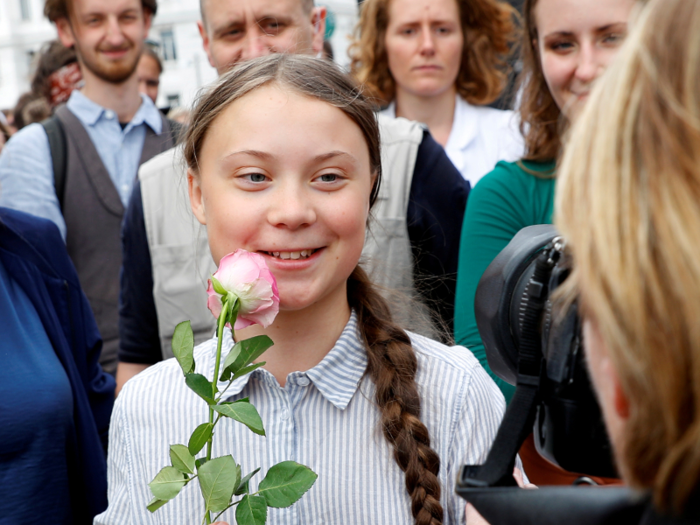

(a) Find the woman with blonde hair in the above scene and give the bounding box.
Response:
[350,0,524,187]
[555,0,700,518]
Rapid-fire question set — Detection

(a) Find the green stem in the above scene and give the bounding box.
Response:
[211,498,244,523]
[204,297,237,525]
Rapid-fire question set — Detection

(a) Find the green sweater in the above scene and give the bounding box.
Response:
[454,159,556,402]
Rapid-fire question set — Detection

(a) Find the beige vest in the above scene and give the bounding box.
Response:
[140,116,426,359]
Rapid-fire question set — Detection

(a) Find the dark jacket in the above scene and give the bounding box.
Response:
[0,207,115,524]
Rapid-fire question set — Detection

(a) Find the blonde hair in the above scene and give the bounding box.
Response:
[348,0,517,106]
[555,0,700,514]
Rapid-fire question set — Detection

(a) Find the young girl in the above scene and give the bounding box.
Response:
[95,54,504,525]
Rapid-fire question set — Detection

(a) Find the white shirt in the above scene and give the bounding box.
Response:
[380,96,525,188]
[95,312,505,524]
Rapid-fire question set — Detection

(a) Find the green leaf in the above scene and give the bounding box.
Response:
[170,444,196,475]
[235,494,267,525]
[257,461,318,508]
[219,336,273,381]
[219,343,242,382]
[196,457,209,470]
[172,321,195,375]
[148,466,188,501]
[211,276,227,295]
[198,455,239,513]
[235,467,261,496]
[146,497,168,513]
[188,422,214,456]
[212,400,266,436]
[231,362,266,382]
[185,373,215,404]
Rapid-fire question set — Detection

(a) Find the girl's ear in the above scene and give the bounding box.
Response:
[188,170,207,225]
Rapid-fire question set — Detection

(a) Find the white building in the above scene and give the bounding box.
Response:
[0,0,360,111]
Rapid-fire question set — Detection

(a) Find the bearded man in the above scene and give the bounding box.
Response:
[0,0,180,374]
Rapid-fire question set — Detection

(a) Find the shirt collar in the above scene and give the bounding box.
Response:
[65,90,163,133]
[220,311,368,410]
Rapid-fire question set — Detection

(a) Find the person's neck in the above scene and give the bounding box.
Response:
[234,288,352,387]
[394,86,457,147]
[79,67,143,123]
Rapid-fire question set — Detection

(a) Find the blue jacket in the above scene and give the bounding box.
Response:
[0,208,115,524]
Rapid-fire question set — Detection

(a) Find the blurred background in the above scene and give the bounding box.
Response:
[0,0,359,111]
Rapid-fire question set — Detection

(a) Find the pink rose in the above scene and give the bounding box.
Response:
[207,250,280,329]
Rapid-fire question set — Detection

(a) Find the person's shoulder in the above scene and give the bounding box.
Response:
[408,331,482,381]
[475,159,554,193]
[0,207,64,254]
[138,145,183,182]
[1,122,49,154]
[376,114,426,145]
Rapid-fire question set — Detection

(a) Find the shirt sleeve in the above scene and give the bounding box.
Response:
[407,131,470,334]
[0,123,67,239]
[118,180,163,364]
[453,164,536,402]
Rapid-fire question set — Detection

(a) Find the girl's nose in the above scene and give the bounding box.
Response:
[267,187,317,231]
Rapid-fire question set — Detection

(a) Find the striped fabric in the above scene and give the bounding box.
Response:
[95,312,505,525]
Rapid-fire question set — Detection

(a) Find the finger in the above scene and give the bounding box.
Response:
[465,503,491,525]
[513,467,538,489]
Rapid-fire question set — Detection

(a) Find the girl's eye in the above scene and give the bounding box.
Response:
[242,173,268,183]
[316,173,340,183]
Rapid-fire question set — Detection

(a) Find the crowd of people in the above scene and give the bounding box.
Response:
[0,0,699,523]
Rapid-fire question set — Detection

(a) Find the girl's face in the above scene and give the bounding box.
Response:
[189,84,374,313]
[535,0,636,120]
[384,0,463,100]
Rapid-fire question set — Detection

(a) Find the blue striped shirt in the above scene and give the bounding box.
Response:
[96,312,505,524]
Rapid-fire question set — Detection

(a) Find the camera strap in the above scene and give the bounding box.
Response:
[459,246,559,488]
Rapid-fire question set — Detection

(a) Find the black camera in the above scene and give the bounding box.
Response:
[454,226,638,524]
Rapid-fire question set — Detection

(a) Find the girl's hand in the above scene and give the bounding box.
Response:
[464,468,537,524]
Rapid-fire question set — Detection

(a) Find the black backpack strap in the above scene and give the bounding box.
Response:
[41,115,68,212]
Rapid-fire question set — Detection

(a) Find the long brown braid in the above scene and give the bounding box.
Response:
[348,266,444,525]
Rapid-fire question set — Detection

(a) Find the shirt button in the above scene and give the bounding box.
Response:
[297,376,310,387]
[105,110,115,119]
[280,410,290,421]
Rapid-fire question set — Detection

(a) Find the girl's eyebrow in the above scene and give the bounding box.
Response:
[314,151,358,165]
[224,150,358,165]
[224,149,274,160]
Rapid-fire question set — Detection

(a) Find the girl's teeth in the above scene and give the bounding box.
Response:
[267,250,315,259]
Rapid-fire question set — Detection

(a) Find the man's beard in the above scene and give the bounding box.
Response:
[75,41,142,84]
